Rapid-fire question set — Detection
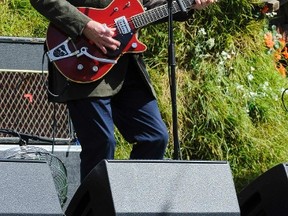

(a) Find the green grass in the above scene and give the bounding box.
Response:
[0,0,47,37]
[2,0,288,192]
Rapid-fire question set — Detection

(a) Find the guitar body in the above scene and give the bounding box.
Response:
[46,0,147,83]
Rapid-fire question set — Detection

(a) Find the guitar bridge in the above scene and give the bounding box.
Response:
[114,16,131,34]
[46,38,79,62]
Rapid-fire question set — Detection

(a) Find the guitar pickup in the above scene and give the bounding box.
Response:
[114,16,131,35]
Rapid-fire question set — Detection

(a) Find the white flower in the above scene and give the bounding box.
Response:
[247,73,254,81]
[236,83,244,91]
[261,81,269,91]
[249,91,257,98]
[206,38,215,50]
[272,93,279,101]
[219,60,224,65]
[281,88,287,94]
[259,92,267,97]
[221,51,231,60]
[199,28,206,35]
[195,44,201,53]
[266,12,277,18]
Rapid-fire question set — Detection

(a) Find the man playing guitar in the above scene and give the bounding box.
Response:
[30,0,216,182]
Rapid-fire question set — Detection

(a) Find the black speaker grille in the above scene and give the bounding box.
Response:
[0,71,71,141]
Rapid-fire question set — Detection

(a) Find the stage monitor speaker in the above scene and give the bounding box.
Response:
[65,159,240,216]
[238,163,288,216]
[0,159,64,216]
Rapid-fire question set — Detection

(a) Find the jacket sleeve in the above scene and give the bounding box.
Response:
[30,0,91,39]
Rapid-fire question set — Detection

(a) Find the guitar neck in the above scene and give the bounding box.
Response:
[131,0,195,29]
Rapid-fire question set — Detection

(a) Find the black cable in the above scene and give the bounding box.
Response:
[0,128,53,145]
[51,102,57,154]
[66,110,77,157]
[0,128,22,143]
[281,88,288,112]
[41,52,58,97]
[41,51,70,98]
[15,76,29,91]
[41,51,58,154]
[41,50,75,155]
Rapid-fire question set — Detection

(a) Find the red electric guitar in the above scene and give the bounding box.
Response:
[46,0,195,83]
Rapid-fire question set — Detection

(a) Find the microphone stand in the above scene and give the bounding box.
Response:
[167,0,186,160]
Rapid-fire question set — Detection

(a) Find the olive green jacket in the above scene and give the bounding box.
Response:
[30,0,193,102]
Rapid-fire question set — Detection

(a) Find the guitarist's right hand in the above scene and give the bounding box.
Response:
[83,20,121,55]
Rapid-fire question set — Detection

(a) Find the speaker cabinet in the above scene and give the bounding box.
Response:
[0,37,71,143]
[238,163,288,216]
[65,160,240,216]
[0,159,64,216]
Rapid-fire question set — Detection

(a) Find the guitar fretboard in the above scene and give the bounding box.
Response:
[131,0,195,29]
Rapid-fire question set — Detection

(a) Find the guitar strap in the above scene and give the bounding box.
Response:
[43,41,70,101]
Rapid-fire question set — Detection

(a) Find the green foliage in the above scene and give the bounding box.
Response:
[0,0,47,37]
[142,0,288,191]
[2,0,288,192]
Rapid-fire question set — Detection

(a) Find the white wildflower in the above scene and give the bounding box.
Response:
[221,51,231,60]
[266,12,277,18]
[199,28,206,35]
[206,38,215,50]
[195,44,201,54]
[261,81,269,91]
[249,91,257,98]
[236,83,244,91]
[281,88,287,94]
[272,93,279,101]
[247,73,254,81]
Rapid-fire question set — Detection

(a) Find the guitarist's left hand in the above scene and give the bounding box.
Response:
[193,0,216,10]
[83,20,121,55]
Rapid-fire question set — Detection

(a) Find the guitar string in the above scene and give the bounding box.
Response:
[104,0,195,31]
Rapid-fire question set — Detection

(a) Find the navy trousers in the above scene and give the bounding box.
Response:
[67,66,168,181]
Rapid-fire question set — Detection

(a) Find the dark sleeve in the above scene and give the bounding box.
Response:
[30,0,91,39]
[142,0,194,22]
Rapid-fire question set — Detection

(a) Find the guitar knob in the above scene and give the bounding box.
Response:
[131,43,137,49]
[92,66,99,72]
[77,64,84,70]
